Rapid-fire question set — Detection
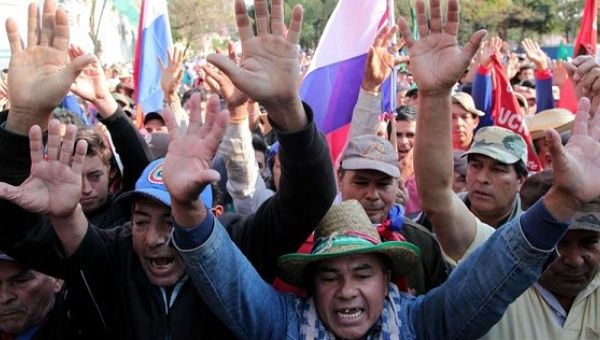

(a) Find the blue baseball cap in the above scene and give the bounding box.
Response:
[116,158,212,209]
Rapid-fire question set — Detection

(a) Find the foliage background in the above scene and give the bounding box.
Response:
[167,0,589,53]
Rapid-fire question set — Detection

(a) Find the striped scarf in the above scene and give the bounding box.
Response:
[298,283,403,339]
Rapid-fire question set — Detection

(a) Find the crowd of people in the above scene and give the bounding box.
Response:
[0,0,599,339]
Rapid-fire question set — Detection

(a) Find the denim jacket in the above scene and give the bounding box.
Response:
[174,200,564,340]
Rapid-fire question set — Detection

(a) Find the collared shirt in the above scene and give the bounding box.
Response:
[534,282,567,327]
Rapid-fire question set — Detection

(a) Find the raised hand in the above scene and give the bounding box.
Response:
[159,46,185,103]
[5,0,94,133]
[0,119,87,217]
[505,53,520,79]
[568,56,600,113]
[207,0,306,131]
[162,95,228,210]
[204,65,249,122]
[361,26,405,93]
[69,45,117,117]
[521,38,548,71]
[545,98,600,219]
[479,36,502,69]
[551,60,569,87]
[397,0,486,96]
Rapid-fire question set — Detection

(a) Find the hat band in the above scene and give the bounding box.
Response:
[312,233,380,255]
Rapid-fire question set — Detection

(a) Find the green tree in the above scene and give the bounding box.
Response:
[169,0,235,52]
[247,0,337,49]
[555,0,586,42]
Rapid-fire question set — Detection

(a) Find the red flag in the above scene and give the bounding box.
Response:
[327,124,351,163]
[557,78,579,114]
[490,55,542,172]
[573,0,598,57]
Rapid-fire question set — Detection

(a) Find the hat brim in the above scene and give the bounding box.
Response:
[115,188,171,209]
[342,158,400,178]
[277,241,420,288]
[463,147,520,165]
[530,120,574,140]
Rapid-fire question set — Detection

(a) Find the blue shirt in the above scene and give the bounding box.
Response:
[173,199,567,339]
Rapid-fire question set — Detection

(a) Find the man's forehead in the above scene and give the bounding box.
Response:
[451,103,470,115]
[562,229,600,241]
[0,261,30,278]
[317,254,380,271]
[133,197,171,213]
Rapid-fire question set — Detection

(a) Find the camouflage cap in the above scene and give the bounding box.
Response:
[570,212,600,232]
[464,126,528,165]
[341,135,400,178]
[570,198,600,232]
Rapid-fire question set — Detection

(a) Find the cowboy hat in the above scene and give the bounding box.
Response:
[277,200,420,288]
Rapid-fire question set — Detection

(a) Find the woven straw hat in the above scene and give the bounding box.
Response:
[277,200,420,288]
[525,108,574,140]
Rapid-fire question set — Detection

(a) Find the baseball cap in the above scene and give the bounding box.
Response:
[570,212,600,232]
[146,132,170,160]
[452,92,484,117]
[464,126,528,165]
[453,150,468,176]
[405,85,418,98]
[525,108,574,140]
[570,198,600,232]
[340,135,400,178]
[143,112,165,126]
[116,158,213,209]
[113,93,132,106]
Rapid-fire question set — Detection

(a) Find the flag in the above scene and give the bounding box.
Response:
[556,41,569,61]
[573,0,598,57]
[134,0,173,115]
[490,55,542,172]
[300,0,390,162]
[555,42,577,113]
[557,78,579,114]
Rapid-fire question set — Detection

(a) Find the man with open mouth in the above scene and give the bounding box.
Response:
[0,0,335,338]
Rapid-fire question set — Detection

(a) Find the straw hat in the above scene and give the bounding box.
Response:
[277,200,420,288]
[525,108,574,140]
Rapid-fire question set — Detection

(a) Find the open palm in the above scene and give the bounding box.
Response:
[0,120,87,217]
[550,98,600,203]
[207,0,303,105]
[6,2,93,121]
[162,96,229,203]
[398,0,485,95]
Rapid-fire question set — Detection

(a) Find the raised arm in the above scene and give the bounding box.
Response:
[203,0,335,281]
[69,46,152,191]
[350,27,405,139]
[0,0,96,257]
[570,55,600,114]
[472,37,501,128]
[5,1,94,135]
[0,119,89,256]
[159,46,189,130]
[413,94,600,339]
[521,38,554,112]
[203,49,274,214]
[404,0,486,261]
